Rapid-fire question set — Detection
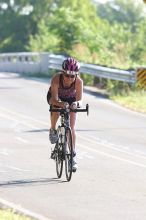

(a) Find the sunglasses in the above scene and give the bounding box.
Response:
[64,74,76,79]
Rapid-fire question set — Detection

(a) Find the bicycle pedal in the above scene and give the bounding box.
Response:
[50,151,56,160]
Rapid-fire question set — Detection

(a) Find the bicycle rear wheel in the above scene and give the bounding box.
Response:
[65,127,73,181]
[55,140,63,178]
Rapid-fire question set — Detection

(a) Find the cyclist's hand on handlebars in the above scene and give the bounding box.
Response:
[70,102,77,110]
[62,102,69,109]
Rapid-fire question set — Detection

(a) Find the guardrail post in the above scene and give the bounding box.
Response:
[39,52,49,74]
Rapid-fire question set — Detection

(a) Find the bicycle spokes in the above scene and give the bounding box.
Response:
[65,128,73,181]
[55,141,63,178]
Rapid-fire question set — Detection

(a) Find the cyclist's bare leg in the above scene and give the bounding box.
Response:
[49,98,60,130]
[50,112,60,129]
[70,112,76,152]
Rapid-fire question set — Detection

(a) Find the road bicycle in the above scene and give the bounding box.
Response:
[49,104,89,181]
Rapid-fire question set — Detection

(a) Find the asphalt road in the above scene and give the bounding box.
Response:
[0,72,146,220]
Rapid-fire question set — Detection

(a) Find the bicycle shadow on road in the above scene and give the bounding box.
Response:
[25,129,48,133]
[25,129,100,133]
[0,177,67,187]
[76,129,99,132]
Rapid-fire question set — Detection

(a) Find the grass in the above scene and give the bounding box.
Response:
[111,90,146,113]
[0,209,33,220]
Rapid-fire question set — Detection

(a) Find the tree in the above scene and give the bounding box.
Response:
[27,0,103,62]
[96,0,144,32]
[27,19,60,52]
[0,0,55,52]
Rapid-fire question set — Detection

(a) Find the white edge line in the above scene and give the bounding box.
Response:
[0,107,49,126]
[0,112,40,129]
[0,198,52,220]
[1,106,146,165]
[6,165,31,172]
[78,143,146,169]
[78,133,146,160]
[15,137,29,143]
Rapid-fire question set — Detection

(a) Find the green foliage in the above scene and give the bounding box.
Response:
[111,90,146,113]
[48,7,82,53]
[27,19,60,52]
[106,80,132,96]
[80,73,94,86]
[0,209,32,220]
[0,0,146,70]
[0,8,30,51]
[96,0,144,31]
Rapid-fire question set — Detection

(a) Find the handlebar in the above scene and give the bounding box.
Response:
[49,104,89,116]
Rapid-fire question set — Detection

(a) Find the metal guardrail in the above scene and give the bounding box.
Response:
[0,52,136,83]
[48,54,136,83]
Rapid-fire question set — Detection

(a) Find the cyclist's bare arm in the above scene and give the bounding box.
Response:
[74,76,83,108]
[50,75,67,108]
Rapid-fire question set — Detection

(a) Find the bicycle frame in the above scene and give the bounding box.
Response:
[49,104,89,181]
[50,104,89,145]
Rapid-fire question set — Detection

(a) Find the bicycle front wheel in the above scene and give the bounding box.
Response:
[64,127,73,182]
[55,140,63,178]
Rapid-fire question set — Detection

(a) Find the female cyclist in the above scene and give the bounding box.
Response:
[47,57,83,172]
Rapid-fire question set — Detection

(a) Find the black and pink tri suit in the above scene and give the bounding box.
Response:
[47,73,77,105]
